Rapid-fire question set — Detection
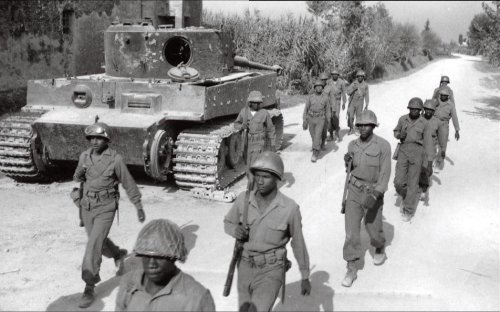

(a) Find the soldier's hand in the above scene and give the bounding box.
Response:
[302,121,308,130]
[427,161,433,176]
[235,225,249,241]
[344,152,353,165]
[137,208,146,223]
[301,279,312,296]
[364,191,382,210]
[455,130,460,141]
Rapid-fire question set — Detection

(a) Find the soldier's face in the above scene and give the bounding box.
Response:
[440,95,449,102]
[357,75,364,82]
[409,108,421,119]
[424,108,435,119]
[331,74,339,81]
[315,86,323,94]
[358,124,374,141]
[89,136,108,153]
[249,102,260,111]
[254,170,278,195]
[142,255,177,284]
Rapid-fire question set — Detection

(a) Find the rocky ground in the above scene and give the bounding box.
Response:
[0,54,499,311]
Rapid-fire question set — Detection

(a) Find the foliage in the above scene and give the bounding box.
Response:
[466,1,500,65]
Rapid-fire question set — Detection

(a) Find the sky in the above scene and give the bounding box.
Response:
[202,1,486,43]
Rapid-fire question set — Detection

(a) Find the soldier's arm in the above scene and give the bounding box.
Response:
[450,102,460,131]
[450,89,455,103]
[73,152,87,182]
[223,194,244,238]
[289,206,311,280]
[197,290,216,312]
[264,111,276,147]
[234,109,245,131]
[303,97,310,122]
[114,154,143,210]
[423,122,435,161]
[432,88,439,100]
[374,141,392,194]
[114,272,132,311]
[393,117,403,139]
[365,84,370,107]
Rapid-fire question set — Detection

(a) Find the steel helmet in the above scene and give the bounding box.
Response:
[250,151,284,180]
[423,99,437,110]
[133,219,188,262]
[439,87,451,96]
[331,69,339,75]
[313,79,325,87]
[407,97,424,110]
[319,72,329,80]
[85,122,111,141]
[247,90,263,103]
[440,75,450,83]
[355,110,378,127]
[356,70,366,77]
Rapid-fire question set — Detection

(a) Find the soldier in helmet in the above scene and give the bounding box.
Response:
[393,98,435,222]
[419,99,440,194]
[342,110,391,287]
[303,79,331,162]
[115,219,215,311]
[345,70,370,135]
[328,69,347,142]
[224,151,312,311]
[234,90,276,169]
[319,72,333,148]
[432,75,455,103]
[434,87,460,166]
[73,120,146,308]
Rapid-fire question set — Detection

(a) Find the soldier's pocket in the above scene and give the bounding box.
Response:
[264,219,287,245]
[365,151,380,167]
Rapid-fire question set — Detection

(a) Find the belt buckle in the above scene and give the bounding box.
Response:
[252,255,266,268]
[266,253,277,265]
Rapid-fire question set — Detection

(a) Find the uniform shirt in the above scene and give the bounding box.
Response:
[303,93,331,122]
[435,99,460,131]
[115,269,215,311]
[348,134,391,193]
[224,190,311,280]
[234,107,276,145]
[73,147,142,208]
[425,115,440,146]
[328,79,347,107]
[346,80,369,106]
[393,115,435,161]
[432,85,455,103]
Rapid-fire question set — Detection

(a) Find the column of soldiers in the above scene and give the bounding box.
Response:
[71,73,460,310]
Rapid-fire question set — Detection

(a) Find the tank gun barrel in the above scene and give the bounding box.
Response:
[234,56,283,75]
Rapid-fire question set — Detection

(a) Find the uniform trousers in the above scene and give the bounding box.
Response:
[437,120,450,154]
[308,116,325,151]
[343,183,385,262]
[237,258,284,312]
[81,195,120,285]
[347,99,364,129]
[394,143,424,214]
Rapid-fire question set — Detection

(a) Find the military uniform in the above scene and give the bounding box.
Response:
[115,269,215,311]
[303,93,330,152]
[344,134,391,262]
[235,107,275,167]
[434,98,460,156]
[393,115,434,215]
[432,85,455,103]
[74,146,143,286]
[224,190,310,311]
[419,114,440,191]
[346,80,369,130]
[329,78,347,134]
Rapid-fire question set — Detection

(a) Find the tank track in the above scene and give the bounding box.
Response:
[173,121,246,190]
[0,109,48,181]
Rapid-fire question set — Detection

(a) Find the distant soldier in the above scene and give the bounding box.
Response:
[303,79,331,162]
[393,98,434,222]
[419,99,440,194]
[345,70,370,135]
[434,87,460,164]
[328,69,347,142]
[432,75,455,103]
[320,72,333,148]
[224,152,312,311]
[73,121,146,308]
[234,90,276,169]
[116,219,215,311]
[342,110,391,287]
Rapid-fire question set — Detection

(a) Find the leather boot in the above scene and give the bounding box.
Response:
[78,284,95,309]
[336,130,341,142]
[311,150,318,163]
[320,140,326,150]
[373,247,387,265]
[327,132,334,141]
[341,261,358,287]
[114,248,128,276]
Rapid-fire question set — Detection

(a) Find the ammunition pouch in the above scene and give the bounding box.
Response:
[242,248,287,269]
[307,110,325,118]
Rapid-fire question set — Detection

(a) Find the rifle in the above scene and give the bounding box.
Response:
[70,181,84,227]
[239,106,249,161]
[223,178,252,297]
[392,143,401,160]
[341,159,353,214]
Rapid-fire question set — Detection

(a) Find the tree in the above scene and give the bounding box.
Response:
[424,19,430,31]
[458,33,464,45]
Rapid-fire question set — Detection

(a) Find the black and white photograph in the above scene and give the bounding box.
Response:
[0,0,498,311]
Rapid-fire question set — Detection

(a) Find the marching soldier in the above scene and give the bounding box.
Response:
[393,98,434,222]
[432,75,455,103]
[342,110,390,287]
[224,152,312,311]
[320,72,333,148]
[345,70,370,135]
[434,87,460,165]
[329,69,347,142]
[234,90,276,169]
[73,121,146,308]
[115,219,215,311]
[303,79,331,162]
[419,99,440,194]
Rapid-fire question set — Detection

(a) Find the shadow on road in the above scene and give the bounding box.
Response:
[273,270,335,312]
[46,256,141,311]
[180,223,200,256]
[472,59,500,74]
[281,133,296,151]
[463,96,500,121]
[358,216,395,270]
[280,172,296,188]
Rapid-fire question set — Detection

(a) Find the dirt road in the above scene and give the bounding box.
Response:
[1,54,498,311]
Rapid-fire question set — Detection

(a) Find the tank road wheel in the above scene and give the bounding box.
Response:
[149,129,174,182]
[226,132,243,169]
[272,114,284,151]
